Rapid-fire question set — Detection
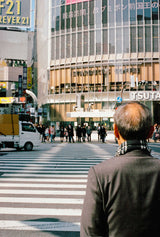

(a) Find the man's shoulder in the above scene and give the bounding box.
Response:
[92,152,160,176]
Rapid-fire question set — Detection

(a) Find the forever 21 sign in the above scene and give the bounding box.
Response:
[0,0,31,28]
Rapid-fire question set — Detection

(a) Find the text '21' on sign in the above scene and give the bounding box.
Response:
[0,0,31,28]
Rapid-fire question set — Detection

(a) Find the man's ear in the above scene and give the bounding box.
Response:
[114,124,119,139]
[147,126,154,139]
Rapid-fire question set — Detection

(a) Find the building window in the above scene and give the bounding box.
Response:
[123,27,129,53]
[89,0,94,29]
[61,35,65,59]
[56,36,60,59]
[66,5,70,32]
[83,1,88,30]
[61,5,65,33]
[72,4,76,31]
[66,34,70,58]
[77,3,82,30]
[145,26,151,52]
[90,30,94,55]
[109,28,115,54]
[103,29,108,54]
[152,0,158,24]
[116,28,122,54]
[153,25,158,52]
[109,0,114,27]
[102,0,107,27]
[96,30,101,55]
[123,0,129,25]
[95,0,101,29]
[144,0,151,24]
[116,0,122,26]
[137,0,143,24]
[72,33,76,57]
[84,31,88,56]
[130,26,136,53]
[138,26,143,52]
[78,32,82,57]
[51,37,55,60]
[56,6,60,31]
[130,0,136,25]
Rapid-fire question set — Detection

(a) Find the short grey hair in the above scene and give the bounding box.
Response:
[114,101,152,140]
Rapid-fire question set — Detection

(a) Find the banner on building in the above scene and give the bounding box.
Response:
[66,0,92,5]
[0,0,31,28]
[27,67,32,89]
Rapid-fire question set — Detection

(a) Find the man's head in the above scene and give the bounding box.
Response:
[114,101,153,141]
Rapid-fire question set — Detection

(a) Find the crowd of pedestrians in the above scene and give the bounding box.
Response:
[35,123,108,143]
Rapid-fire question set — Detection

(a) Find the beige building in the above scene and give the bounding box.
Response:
[37,0,160,127]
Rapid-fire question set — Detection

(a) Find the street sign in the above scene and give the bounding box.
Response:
[117,96,122,103]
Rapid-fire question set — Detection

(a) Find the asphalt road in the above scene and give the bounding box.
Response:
[0,140,159,237]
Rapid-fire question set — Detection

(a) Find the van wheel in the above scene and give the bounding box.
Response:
[24,142,33,151]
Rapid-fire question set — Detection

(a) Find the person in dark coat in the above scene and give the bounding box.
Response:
[100,124,106,143]
[68,124,74,143]
[82,124,86,142]
[86,125,92,142]
[60,125,64,142]
[81,102,159,237]
[76,124,82,142]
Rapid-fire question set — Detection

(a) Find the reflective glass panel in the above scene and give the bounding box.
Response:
[137,0,143,25]
[109,0,114,27]
[130,0,136,25]
[123,0,129,25]
[144,0,151,24]
[116,0,122,26]
[145,26,151,52]
[102,0,107,27]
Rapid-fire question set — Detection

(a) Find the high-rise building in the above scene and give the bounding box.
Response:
[37,0,160,127]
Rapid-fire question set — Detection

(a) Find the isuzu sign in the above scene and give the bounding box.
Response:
[0,0,31,28]
[130,91,160,101]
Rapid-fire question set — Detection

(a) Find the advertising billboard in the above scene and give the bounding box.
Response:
[0,0,31,28]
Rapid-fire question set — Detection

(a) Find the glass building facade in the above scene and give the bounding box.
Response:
[37,0,160,126]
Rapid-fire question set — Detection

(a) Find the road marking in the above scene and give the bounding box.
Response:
[0,178,87,183]
[0,207,82,216]
[0,189,86,195]
[0,183,86,188]
[0,169,88,174]
[2,174,88,178]
[0,165,95,169]
[0,220,80,231]
[0,197,84,204]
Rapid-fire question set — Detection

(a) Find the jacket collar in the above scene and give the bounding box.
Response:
[115,140,151,156]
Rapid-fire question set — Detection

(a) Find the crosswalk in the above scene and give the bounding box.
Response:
[0,143,114,236]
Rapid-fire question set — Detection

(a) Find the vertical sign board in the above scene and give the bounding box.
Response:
[27,67,32,89]
[23,66,27,90]
[18,75,22,96]
[0,0,31,28]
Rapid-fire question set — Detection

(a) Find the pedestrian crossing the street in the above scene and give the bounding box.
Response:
[0,143,114,236]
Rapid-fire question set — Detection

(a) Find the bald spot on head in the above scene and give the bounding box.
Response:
[114,101,152,140]
[123,103,143,127]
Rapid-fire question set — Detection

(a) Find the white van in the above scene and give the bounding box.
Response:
[0,121,40,151]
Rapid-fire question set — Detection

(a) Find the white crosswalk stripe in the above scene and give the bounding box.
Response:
[0,143,113,235]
